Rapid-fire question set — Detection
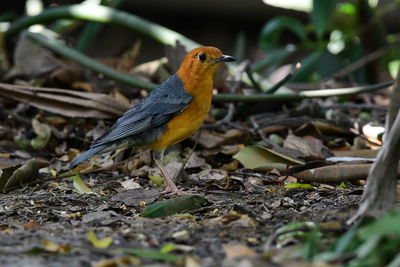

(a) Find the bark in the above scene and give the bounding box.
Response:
[348,70,400,224]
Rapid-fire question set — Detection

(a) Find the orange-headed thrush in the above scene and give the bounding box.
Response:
[70,46,236,194]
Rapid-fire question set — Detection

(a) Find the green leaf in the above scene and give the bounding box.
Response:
[251,48,291,73]
[284,183,314,189]
[31,118,52,150]
[116,248,181,262]
[260,16,306,52]
[14,119,51,150]
[334,227,357,255]
[233,145,304,172]
[387,253,400,267]
[291,50,323,82]
[142,196,208,218]
[359,212,400,239]
[72,173,94,194]
[87,231,113,249]
[302,229,321,260]
[311,0,336,39]
[148,175,164,187]
[160,243,177,254]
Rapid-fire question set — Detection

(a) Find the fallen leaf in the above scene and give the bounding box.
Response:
[189,169,229,188]
[23,221,41,230]
[149,176,164,187]
[192,129,248,149]
[233,145,304,172]
[0,158,41,192]
[92,256,141,267]
[284,134,332,160]
[0,82,130,119]
[185,152,208,169]
[87,231,113,249]
[7,33,60,78]
[284,183,314,189]
[142,196,208,218]
[223,244,257,258]
[14,119,51,150]
[25,239,72,254]
[120,179,142,189]
[111,188,159,206]
[72,173,94,194]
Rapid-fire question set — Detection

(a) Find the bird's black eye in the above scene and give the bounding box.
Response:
[198,52,206,62]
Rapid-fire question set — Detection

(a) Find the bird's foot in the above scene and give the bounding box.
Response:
[161,186,193,196]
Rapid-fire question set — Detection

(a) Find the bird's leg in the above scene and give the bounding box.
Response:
[152,150,189,195]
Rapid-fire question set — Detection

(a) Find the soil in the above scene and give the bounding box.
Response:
[0,171,362,266]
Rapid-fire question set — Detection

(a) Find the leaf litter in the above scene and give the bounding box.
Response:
[0,30,390,267]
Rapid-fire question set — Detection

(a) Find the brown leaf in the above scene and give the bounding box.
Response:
[23,221,41,230]
[0,158,43,192]
[292,163,372,182]
[0,82,131,118]
[223,244,257,258]
[193,129,249,149]
[7,34,60,78]
[284,134,332,160]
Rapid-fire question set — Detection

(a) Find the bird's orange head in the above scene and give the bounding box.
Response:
[176,46,236,94]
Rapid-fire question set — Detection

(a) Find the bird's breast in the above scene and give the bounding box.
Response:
[149,80,213,150]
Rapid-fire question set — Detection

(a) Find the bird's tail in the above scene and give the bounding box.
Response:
[69,145,106,168]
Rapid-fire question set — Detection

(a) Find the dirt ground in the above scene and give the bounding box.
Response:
[0,169,362,267]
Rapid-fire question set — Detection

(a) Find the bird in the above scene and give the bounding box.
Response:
[70,46,236,195]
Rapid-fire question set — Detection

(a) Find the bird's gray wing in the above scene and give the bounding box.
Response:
[91,75,193,147]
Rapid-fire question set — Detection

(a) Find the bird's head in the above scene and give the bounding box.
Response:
[177,46,236,82]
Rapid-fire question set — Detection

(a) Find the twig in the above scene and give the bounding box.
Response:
[264,62,301,94]
[250,115,275,148]
[203,60,249,128]
[245,65,262,91]
[325,103,387,112]
[324,43,400,82]
[213,81,394,102]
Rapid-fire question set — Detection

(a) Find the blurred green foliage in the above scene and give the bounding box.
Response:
[258,0,400,83]
[277,211,400,266]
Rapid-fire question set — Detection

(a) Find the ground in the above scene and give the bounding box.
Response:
[0,170,362,266]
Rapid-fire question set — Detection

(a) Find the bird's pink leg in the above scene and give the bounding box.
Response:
[152,150,190,195]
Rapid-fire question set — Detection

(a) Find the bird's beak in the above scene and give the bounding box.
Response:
[213,55,236,63]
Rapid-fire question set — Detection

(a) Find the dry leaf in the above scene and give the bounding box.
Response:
[223,244,257,258]
[0,82,131,119]
[7,33,60,78]
[292,164,372,182]
[284,134,332,160]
